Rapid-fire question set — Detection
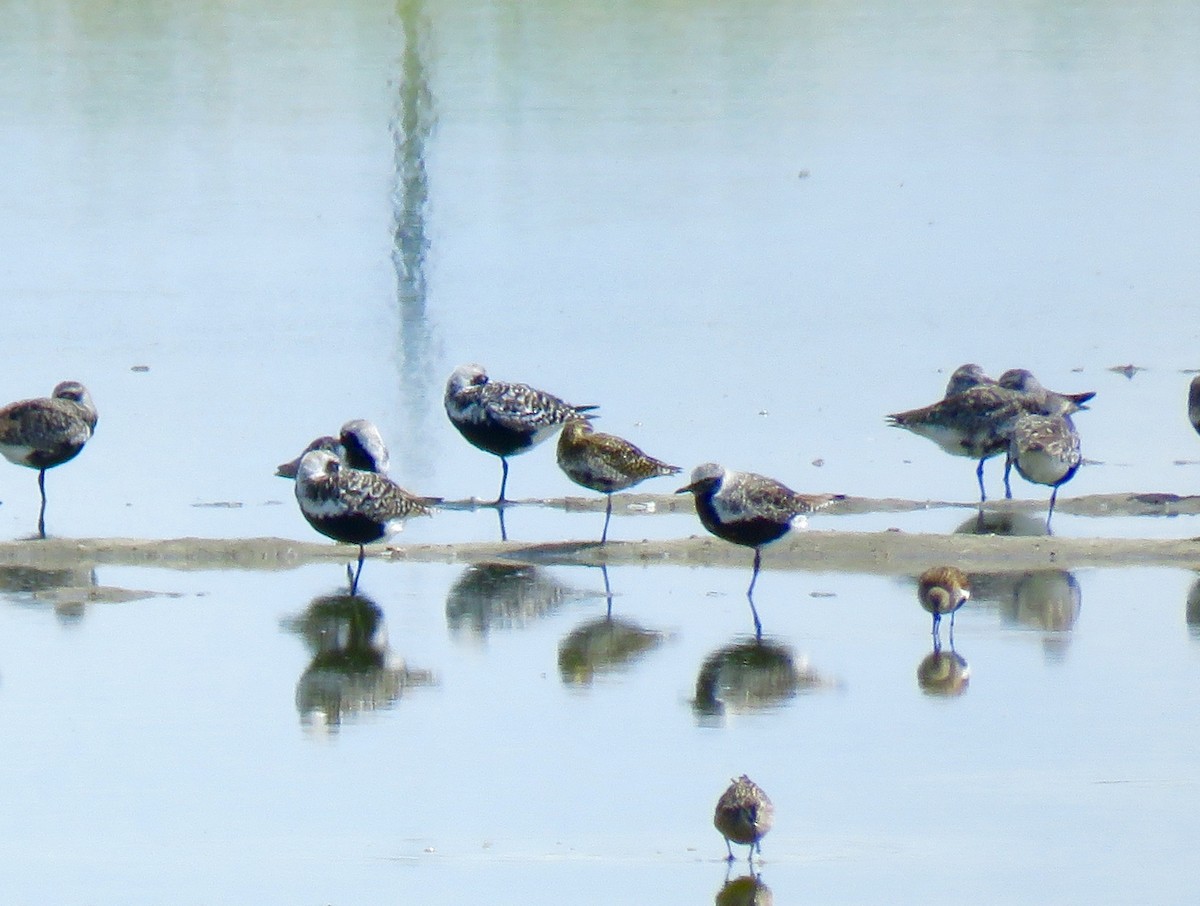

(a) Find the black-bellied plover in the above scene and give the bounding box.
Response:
[293,449,438,594]
[276,420,389,479]
[444,363,596,505]
[556,419,679,543]
[677,463,840,634]
[0,381,97,538]
[917,565,970,646]
[1008,412,1081,530]
[998,369,1095,416]
[714,774,775,865]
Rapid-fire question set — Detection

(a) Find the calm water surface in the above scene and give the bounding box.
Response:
[2,0,1200,901]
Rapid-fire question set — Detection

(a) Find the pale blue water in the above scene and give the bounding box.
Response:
[1,0,1199,901]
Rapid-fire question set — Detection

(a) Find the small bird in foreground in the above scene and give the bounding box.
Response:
[917,565,970,646]
[556,419,680,543]
[444,363,596,506]
[1008,412,1082,531]
[0,381,98,538]
[714,775,775,865]
[276,419,390,478]
[293,450,438,594]
[677,463,841,635]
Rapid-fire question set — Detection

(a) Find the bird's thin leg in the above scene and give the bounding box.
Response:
[496,506,508,542]
[601,563,613,619]
[976,457,987,503]
[349,545,365,595]
[724,838,735,862]
[747,549,764,639]
[949,609,956,648]
[37,469,48,539]
[1046,487,1059,533]
[932,612,941,646]
[600,495,613,544]
[1003,454,1013,500]
[494,457,510,507]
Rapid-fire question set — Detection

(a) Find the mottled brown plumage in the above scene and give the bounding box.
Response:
[556,419,680,542]
[998,369,1095,416]
[1009,412,1081,529]
[714,774,775,864]
[917,565,970,644]
[0,381,98,537]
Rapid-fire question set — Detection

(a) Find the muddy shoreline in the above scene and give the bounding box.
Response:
[1,492,1198,575]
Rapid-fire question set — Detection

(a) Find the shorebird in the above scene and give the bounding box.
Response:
[676,463,840,634]
[997,369,1095,416]
[917,565,970,646]
[888,384,1038,501]
[1008,412,1081,530]
[276,419,389,478]
[944,363,996,397]
[1187,375,1200,437]
[444,364,596,505]
[293,449,438,594]
[0,381,98,538]
[714,775,774,865]
[556,419,680,543]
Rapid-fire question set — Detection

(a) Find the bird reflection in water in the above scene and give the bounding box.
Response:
[0,564,159,624]
[445,561,583,638]
[715,873,773,906]
[283,591,434,731]
[955,509,1051,538]
[916,646,971,696]
[558,566,665,686]
[693,636,831,725]
[1006,570,1082,661]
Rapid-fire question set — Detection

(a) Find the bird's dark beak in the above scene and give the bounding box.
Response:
[675,483,695,495]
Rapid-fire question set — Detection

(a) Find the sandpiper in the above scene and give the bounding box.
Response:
[714,775,774,865]
[445,364,596,505]
[293,449,438,593]
[997,369,1095,416]
[677,463,840,633]
[556,419,680,543]
[917,565,970,645]
[0,381,97,538]
[276,420,390,478]
[888,384,1035,501]
[1008,412,1081,530]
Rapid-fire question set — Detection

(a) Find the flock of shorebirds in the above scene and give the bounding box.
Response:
[0,363,1156,866]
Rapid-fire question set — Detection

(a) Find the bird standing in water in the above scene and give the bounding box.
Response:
[444,363,596,506]
[917,565,970,646]
[714,774,775,865]
[0,381,98,538]
[556,419,679,543]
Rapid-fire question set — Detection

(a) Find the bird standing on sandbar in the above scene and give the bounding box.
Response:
[444,364,596,506]
[276,419,390,479]
[1008,412,1081,531]
[293,450,438,594]
[714,775,774,865]
[917,565,970,647]
[677,463,841,636]
[556,419,680,543]
[0,381,98,538]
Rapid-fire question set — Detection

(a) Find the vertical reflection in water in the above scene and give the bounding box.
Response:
[391,0,437,479]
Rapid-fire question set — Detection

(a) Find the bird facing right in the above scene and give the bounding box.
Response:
[714,774,775,865]
[444,363,597,505]
[0,381,98,538]
[556,419,680,543]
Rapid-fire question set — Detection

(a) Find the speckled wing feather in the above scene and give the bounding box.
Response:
[721,471,838,522]
[1013,413,1081,466]
[476,381,593,433]
[336,468,439,522]
[0,398,93,449]
[557,422,679,492]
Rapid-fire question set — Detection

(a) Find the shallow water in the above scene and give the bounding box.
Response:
[3,0,1200,900]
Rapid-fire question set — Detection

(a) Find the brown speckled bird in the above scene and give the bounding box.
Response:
[556,419,680,543]
[1008,412,1081,530]
[917,565,970,645]
[714,774,775,864]
[0,381,98,538]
